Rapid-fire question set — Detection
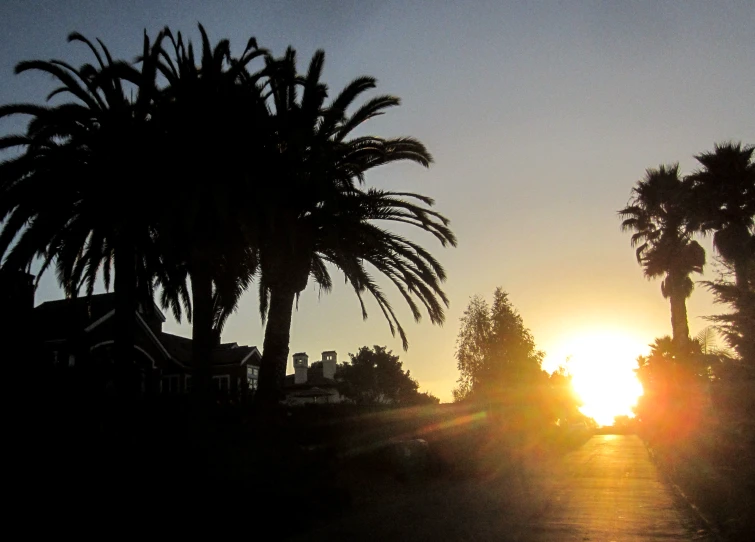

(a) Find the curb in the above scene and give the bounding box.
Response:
[645,443,725,541]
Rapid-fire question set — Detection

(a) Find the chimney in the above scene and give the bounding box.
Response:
[322,350,337,380]
[1,270,34,321]
[293,352,309,384]
[1,271,35,359]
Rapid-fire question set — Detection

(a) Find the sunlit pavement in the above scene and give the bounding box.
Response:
[292,435,709,541]
[524,435,708,541]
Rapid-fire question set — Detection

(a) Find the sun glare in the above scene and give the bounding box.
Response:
[545,331,645,427]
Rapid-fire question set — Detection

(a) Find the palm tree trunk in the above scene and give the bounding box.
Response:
[191,264,214,401]
[114,239,136,395]
[734,258,749,290]
[669,291,690,346]
[256,287,296,406]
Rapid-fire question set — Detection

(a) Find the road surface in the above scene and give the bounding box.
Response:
[525,435,707,541]
[293,435,710,541]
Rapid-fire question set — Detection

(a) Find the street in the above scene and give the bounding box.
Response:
[295,435,710,541]
[524,435,707,541]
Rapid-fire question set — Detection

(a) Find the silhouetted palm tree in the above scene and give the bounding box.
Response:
[688,142,755,289]
[253,49,456,403]
[150,25,266,395]
[620,165,705,344]
[0,32,167,390]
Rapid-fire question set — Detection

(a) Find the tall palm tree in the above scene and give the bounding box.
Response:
[149,25,266,396]
[620,165,706,345]
[688,142,755,289]
[0,32,167,390]
[253,49,456,403]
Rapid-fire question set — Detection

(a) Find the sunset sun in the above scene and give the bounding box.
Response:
[546,331,645,427]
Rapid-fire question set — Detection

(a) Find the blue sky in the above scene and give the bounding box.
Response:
[2,1,753,400]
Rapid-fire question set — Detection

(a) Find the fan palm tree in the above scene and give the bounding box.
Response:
[252,49,456,403]
[619,165,706,345]
[688,142,755,290]
[0,32,168,390]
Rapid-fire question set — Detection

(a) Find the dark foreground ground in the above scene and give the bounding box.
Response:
[293,435,711,541]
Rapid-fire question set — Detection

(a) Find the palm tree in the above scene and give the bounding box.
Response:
[0,32,167,391]
[253,49,456,403]
[149,25,266,396]
[688,142,755,290]
[619,165,706,345]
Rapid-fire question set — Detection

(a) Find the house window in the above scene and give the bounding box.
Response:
[247,365,259,386]
[161,375,180,394]
[213,375,230,393]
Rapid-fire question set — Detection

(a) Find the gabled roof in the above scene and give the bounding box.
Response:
[34,293,166,337]
[32,293,260,368]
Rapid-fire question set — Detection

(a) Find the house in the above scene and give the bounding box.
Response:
[31,291,261,395]
[283,350,342,405]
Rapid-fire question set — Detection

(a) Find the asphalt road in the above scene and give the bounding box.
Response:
[525,435,707,541]
[294,435,710,541]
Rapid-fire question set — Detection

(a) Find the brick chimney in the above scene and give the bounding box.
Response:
[322,350,337,380]
[293,352,309,384]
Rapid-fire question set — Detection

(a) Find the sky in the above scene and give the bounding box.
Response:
[1,1,753,401]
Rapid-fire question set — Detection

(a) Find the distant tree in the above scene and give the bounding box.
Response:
[688,142,755,290]
[336,346,437,405]
[453,288,545,404]
[452,294,491,402]
[634,336,711,442]
[410,391,441,405]
[619,164,706,345]
[546,366,583,426]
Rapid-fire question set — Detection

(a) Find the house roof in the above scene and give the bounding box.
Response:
[32,293,260,368]
[159,332,260,367]
[34,293,117,340]
[284,365,338,390]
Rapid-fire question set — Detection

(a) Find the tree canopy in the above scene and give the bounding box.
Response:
[453,288,545,402]
[336,345,439,405]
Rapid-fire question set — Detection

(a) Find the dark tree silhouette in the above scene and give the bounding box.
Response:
[619,165,705,344]
[688,142,755,289]
[253,49,456,403]
[336,345,438,405]
[148,25,267,396]
[703,259,755,363]
[0,32,168,391]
